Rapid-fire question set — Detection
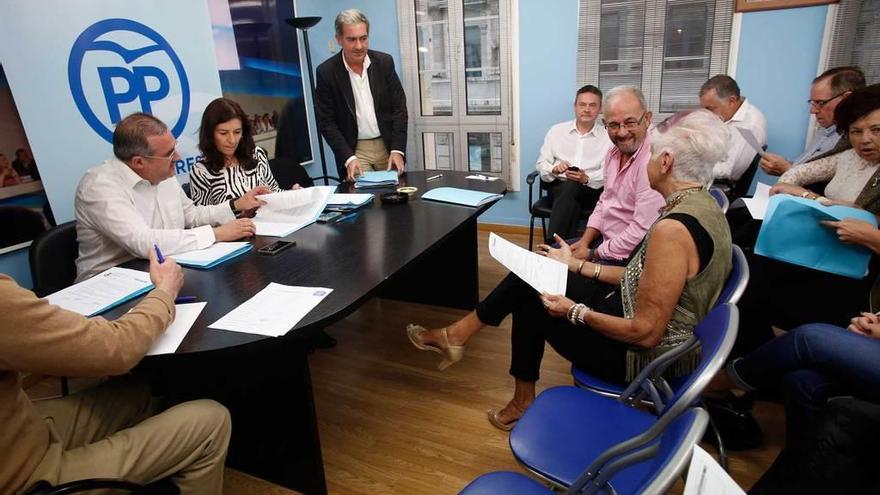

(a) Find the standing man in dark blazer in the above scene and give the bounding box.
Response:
[315,9,408,182]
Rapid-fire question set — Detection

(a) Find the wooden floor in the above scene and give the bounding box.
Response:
[26,230,782,494]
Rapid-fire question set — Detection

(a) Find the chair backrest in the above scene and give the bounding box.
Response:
[569,408,709,495]
[28,220,78,297]
[662,303,738,416]
[181,181,191,199]
[269,156,316,189]
[718,244,749,306]
[729,148,765,200]
[708,187,730,213]
[573,305,737,493]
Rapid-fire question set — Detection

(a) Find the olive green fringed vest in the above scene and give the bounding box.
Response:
[620,188,732,381]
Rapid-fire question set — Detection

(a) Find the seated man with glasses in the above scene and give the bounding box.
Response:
[760,66,866,177]
[699,74,767,184]
[567,85,666,265]
[75,112,257,281]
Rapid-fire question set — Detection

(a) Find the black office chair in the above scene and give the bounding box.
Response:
[713,147,766,202]
[29,221,78,298]
[0,205,48,248]
[525,171,591,251]
[269,156,340,188]
[28,220,78,396]
[26,477,178,494]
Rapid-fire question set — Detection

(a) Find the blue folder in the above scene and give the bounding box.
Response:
[354,171,399,189]
[171,243,252,269]
[421,187,503,207]
[755,195,877,279]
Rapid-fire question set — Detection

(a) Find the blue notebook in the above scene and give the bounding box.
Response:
[170,242,252,269]
[755,196,877,279]
[354,170,399,189]
[421,187,503,207]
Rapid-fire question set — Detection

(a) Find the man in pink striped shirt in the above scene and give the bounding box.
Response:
[570,86,665,263]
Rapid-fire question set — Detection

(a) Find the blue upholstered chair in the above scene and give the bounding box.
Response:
[709,186,730,213]
[505,303,737,489]
[458,407,709,495]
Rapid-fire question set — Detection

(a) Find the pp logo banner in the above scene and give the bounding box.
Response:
[68,18,190,142]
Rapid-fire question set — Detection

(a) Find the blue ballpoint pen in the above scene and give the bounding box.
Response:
[175,295,197,304]
[335,211,359,224]
[154,244,165,263]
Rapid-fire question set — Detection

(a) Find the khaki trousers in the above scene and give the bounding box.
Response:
[24,377,231,495]
[355,137,390,171]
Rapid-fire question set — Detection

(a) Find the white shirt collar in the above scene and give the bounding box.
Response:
[342,52,371,76]
[111,157,150,190]
[729,98,751,123]
[567,120,601,137]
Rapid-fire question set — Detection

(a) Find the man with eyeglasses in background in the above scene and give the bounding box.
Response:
[568,85,665,265]
[75,112,257,281]
[760,66,866,176]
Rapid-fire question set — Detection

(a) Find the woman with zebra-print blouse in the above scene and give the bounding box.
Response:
[190,97,296,215]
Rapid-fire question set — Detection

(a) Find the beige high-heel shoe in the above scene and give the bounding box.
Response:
[406,324,465,370]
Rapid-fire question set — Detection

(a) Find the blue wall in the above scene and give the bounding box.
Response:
[480,0,580,226]
[0,2,835,285]
[736,6,828,190]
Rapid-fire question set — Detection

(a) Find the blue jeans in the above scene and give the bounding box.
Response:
[731,323,880,444]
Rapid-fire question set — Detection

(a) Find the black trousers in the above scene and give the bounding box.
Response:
[732,252,874,358]
[545,180,602,243]
[475,271,627,383]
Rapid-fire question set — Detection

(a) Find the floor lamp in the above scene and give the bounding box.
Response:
[285,16,331,185]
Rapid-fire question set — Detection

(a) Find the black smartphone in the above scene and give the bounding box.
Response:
[317,211,342,223]
[257,240,296,255]
[567,165,580,171]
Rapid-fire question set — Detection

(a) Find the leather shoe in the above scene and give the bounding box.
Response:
[406,324,464,370]
[702,392,762,450]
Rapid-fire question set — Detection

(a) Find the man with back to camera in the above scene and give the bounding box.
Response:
[759,66,866,176]
[699,75,767,184]
[0,251,231,494]
[75,112,260,282]
[314,8,408,182]
[536,85,612,243]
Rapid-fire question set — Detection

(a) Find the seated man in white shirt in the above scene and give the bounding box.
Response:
[699,75,767,184]
[536,85,612,243]
[760,65,866,176]
[75,112,258,281]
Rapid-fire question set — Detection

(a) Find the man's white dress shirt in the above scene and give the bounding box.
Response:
[75,158,235,281]
[342,54,403,166]
[536,120,612,189]
[712,98,768,181]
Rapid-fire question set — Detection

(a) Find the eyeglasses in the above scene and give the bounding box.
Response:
[141,144,179,164]
[807,92,845,109]
[603,111,647,132]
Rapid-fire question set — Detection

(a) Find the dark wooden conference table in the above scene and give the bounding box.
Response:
[109,171,506,494]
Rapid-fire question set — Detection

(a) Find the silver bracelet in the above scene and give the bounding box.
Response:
[577,305,591,325]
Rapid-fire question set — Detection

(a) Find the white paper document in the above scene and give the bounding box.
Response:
[465,174,500,181]
[735,127,766,157]
[742,182,771,220]
[683,445,746,495]
[488,233,567,295]
[147,302,206,355]
[46,267,153,317]
[253,186,335,237]
[208,283,333,337]
[170,242,250,268]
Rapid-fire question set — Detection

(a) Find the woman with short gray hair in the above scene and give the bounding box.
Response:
[407,109,733,430]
